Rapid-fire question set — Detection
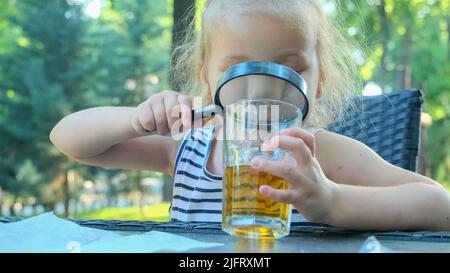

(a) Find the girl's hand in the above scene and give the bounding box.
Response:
[250,127,338,224]
[131,90,192,136]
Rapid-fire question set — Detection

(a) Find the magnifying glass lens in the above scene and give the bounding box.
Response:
[192,62,309,121]
[218,74,307,114]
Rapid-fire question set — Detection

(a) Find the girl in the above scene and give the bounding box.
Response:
[50,0,450,231]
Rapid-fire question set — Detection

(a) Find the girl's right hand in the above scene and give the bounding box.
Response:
[131,90,193,136]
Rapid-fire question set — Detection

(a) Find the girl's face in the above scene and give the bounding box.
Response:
[202,12,321,112]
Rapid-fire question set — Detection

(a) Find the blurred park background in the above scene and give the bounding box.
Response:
[0,0,449,221]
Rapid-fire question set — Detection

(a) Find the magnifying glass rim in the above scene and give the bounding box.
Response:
[227,98,303,126]
[213,61,309,120]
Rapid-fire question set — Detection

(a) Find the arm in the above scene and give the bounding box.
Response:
[50,106,178,174]
[331,181,450,231]
[316,131,450,231]
[50,91,193,175]
[250,128,450,231]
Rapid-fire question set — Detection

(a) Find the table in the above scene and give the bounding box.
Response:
[100,221,450,253]
[2,217,450,253]
[115,230,450,253]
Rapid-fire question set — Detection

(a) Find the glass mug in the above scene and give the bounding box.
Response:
[222,99,302,239]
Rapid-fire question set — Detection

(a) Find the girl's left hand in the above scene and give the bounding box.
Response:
[250,127,337,224]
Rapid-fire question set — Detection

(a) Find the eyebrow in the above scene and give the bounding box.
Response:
[276,51,303,60]
[220,55,248,63]
[221,51,306,63]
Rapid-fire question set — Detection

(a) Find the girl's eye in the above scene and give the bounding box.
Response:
[296,65,310,74]
[284,64,307,74]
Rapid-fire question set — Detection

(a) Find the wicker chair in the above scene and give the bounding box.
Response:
[4,89,450,243]
[327,88,423,172]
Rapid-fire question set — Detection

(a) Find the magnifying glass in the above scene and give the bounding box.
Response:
[191,61,309,121]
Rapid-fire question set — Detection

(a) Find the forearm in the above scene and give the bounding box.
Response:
[50,107,142,158]
[329,181,450,231]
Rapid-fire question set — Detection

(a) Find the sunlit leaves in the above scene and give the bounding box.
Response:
[6,89,15,99]
[337,0,449,184]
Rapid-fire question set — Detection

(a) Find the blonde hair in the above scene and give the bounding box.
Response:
[172,0,361,128]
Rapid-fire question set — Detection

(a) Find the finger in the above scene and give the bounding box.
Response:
[163,94,180,130]
[281,127,316,157]
[131,111,149,134]
[250,157,305,185]
[259,185,298,204]
[262,135,312,165]
[137,103,156,133]
[177,94,192,130]
[151,98,170,135]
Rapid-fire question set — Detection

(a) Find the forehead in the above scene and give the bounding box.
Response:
[208,11,316,62]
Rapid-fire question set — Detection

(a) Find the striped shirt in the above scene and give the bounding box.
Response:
[170,125,323,223]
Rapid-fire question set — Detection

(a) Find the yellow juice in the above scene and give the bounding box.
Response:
[222,165,291,239]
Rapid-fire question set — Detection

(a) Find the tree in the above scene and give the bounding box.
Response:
[0,0,89,215]
[171,0,196,90]
[337,0,450,186]
[0,0,174,217]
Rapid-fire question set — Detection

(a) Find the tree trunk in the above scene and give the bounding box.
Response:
[170,0,196,90]
[397,28,412,89]
[418,125,428,176]
[138,173,144,217]
[72,198,78,217]
[377,1,390,89]
[63,173,70,218]
[162,175,174,203]
[162,0,196,204]
[9,195,17,216]
[0,187,3,216]
[396,2,413,90]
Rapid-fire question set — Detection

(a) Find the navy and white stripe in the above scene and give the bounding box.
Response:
[170,125,319,223]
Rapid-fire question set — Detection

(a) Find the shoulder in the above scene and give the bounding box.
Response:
[314,129,382,183]
[314,129,362,163]
[314,129,366,153]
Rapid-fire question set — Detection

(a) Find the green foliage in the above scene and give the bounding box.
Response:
[73,203,171,221]
[336,0,450,185]
[0,0,172,215]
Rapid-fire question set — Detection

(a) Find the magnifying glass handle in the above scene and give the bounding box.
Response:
[191,104,219,121]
